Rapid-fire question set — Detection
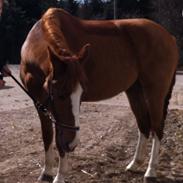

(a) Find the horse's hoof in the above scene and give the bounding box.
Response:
[38,173,54,183]
[143,177,157,183]
[125,160,142,172]
[144,167,157,179]
[52,175,65,183]
[52,180,65,183]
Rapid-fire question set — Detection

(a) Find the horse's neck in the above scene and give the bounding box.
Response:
[58,15,84,53]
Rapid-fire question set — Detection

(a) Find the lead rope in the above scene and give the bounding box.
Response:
[2,69,57,124]
[3,69,79,131]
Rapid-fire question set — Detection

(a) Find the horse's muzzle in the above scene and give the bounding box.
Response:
[61,142,77,152]
[56,127,79,153]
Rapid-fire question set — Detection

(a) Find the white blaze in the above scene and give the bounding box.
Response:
[52,83,83,183]
[53,153,68,183]
[69,83,83,149]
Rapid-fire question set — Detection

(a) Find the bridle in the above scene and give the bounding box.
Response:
[3,69,80,132]
[36,97,80,131]
[43,80,80,131]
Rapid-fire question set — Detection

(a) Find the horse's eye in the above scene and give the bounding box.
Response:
[51,79,58,85]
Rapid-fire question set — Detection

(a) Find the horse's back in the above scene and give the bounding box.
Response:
[115,18,178,67]
[81,18,178,75]
[115,18,178,83]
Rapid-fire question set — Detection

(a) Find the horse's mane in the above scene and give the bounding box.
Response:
[41,8,78,61]
[41,8,88,92]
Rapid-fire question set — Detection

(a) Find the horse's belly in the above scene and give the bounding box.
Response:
[82,87,126,102]
[82,69,137,102]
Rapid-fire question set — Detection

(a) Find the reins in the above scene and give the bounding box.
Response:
[3,69,79,131]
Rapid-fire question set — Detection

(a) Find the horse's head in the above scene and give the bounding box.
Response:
[45,44,90,155]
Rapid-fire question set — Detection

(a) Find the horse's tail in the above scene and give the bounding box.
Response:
[41,8,72,60]
[163,35,178,120]
[163,71,176,120]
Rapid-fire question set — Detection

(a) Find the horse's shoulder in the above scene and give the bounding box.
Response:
[21,20,47,61]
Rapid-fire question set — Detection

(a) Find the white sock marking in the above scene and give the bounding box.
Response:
[38,141,54,181]
[53,153,68,183]
[126,131,147,171]
[145,134,160,178]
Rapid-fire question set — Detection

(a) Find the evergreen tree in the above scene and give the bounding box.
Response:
[150,0,183,64]
[58,0,79,15]
[0,0,59,64]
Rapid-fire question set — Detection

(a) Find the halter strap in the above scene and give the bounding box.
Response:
[55,123,80,131]
[36,100,80,132]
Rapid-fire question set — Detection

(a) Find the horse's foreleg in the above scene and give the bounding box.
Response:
[37,110,54,183]
[126,131,148,171]
[38,142,55,182]
[53,154,68,183]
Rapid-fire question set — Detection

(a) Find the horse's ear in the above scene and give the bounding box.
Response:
[48,44,90,64]
[78,43,91,63]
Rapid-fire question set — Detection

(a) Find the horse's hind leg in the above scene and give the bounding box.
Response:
[142,88,164,178]
[37,109,54,183]
[125,80,151,171]
[143,86,169,178]
[143,72,175,179]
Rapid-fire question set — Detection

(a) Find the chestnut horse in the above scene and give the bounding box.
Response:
[20,8,178,183]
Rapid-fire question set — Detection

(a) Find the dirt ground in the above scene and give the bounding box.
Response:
[0,66,183,183]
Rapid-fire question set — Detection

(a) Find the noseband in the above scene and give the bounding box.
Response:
[36,101,80,131]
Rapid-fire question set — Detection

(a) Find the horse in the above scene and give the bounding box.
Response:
[20,8,178,183]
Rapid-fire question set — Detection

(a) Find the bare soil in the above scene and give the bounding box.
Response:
[0,66,183,183]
